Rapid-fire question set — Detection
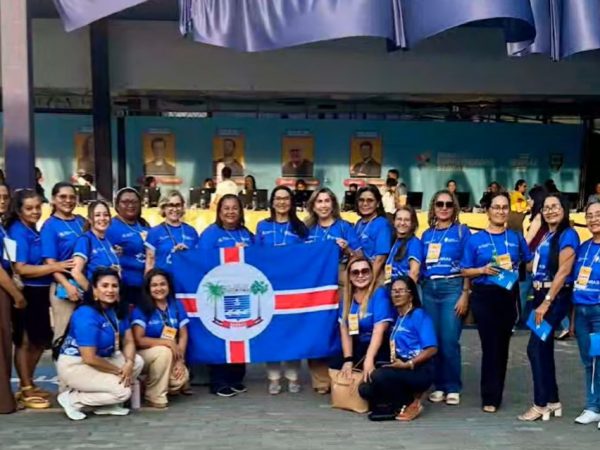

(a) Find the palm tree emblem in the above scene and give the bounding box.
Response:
[250,280,269,320]
[204,281,225,321]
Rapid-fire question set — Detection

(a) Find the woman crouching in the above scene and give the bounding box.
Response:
[56,267,143,420]
[359,276,437,421]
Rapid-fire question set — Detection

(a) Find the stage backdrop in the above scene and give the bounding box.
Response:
[0,114,584,208]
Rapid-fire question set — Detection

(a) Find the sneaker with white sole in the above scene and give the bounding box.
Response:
[574,409,600,424]
[428,390,446,403]
[288,381,301,394]
[268,381,282,395]
[93,404,130,416]
[446,393,460,405]
[57,391,86,421]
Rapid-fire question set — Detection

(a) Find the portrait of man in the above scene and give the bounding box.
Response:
[213,136,245,177]
[75,132,95,176]
[143,134,176,176]
[281,136,314,178]
[350,138,382,178]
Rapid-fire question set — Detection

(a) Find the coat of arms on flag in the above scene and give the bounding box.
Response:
[171,242,341,364]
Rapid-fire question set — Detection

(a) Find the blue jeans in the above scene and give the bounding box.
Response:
[422,277,463,393]
[527,288,570,406]
[574,304,600,413]
[518,274,533,327]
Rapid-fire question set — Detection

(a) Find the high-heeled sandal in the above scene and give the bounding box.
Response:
[518,405,550,422]
[482,405,497,413]
[547,402,562,417]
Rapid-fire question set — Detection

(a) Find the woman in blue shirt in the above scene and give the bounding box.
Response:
[461,192,532,413]
[145,190,198,271]
[7,189,75,409]
[41,182,86,341]
[0,183,27,414]
[56,267,143,421]
[353,185,393,282]
[518,193,579,421]
[332,258,394,388]
[107,188,150,316]
[386,206,422,284]
[359,276,437,422]
[199,194,253,397]
[572,200,600,426]
[131,269,190,408]
[256,186,307,394]
[421,190,470,406]
[71,200,121,292]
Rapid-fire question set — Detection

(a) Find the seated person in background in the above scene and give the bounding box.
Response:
[144,176,157,189]
[349,183,358,193]
[446,180,458,195]
[510,179,529,214]
[239,175,257,209]
[56,267,143,421]
[381,177,401,222]
[359,276,437,421]
[479,181,503,209]
[213,167,240,207]
[587,182,600,203]
[295,179,307,192]
[131,269,190,408]
[203,178,216,193]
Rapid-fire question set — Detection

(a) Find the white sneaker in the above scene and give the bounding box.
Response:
[57,391,86,421]
[428,390,446,403]
[93,404,130,416]
[574,409,600,424]
[288,380,301,394]
[446,393,461,405]
[268,380,282,395]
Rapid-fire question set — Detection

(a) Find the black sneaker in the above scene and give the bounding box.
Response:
[231,384,247,394]
[215,387,237,398]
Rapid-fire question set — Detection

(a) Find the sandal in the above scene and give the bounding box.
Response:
[482,405,497,413]
[15,391,51,410]
[396,400,424,422]
[145,400,168,409]
[518,405,550,422]
[21,385,52,399]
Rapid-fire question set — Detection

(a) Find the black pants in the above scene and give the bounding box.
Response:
[527,287,570,406]
[470,284,518,408]
[119,284,143,318]
[209,364,246,393]
[329,336,390,370]
[359,361,434,411]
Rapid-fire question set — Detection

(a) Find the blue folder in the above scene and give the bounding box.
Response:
[527,311,553,342]
[590,333,600,357]
[488,269,518,291]
[56,279,83,300]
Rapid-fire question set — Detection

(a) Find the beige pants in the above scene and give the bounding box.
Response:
[57,352,144,410]
[266,361,300,382]
[139,346,189,405]
[308,359,330,390]
[50,283,77,341]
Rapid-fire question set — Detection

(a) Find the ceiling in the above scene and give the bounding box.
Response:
[30,0,180,21]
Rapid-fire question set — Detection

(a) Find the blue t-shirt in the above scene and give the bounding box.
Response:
[573,240,600,306]
[338,287,395,343]
[386,236,423,280]
[8,221,52,286]
[106,218,150,287]
[354,216,393,261]
[146,222,199,269]
[0,224,11,272]
[533,228,580,283]
[199,223,254,249]
[60,305,130,357]
[306,219,362,253]
[461,230,533,286]
[255,220,305,246]
[40,215,86,262]
[131,301,190,339]
[73,231,121,281]
[422,224,470,278]
[390,308,437,360]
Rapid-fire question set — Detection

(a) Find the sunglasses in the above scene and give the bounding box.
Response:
[350,268,371,277]
[435,201,454,209]
[165,203,183,209]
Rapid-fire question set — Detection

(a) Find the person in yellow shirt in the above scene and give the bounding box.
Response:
[510,179,529,214]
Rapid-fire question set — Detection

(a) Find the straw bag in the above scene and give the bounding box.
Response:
[328,363,368,414]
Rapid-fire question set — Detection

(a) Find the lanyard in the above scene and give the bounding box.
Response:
[157,305,173,327]
[431,224,452,245]
[226,228,245,245]
[92,233,119,266]
[356,217,375,238]
[582,242,600,267]
[101,309,119,334]
[163,223,186,247]
[486,230,509,257]
[272,222,290,247]
[389,308,413,347]
[386,238,404,266]
[57,216,83,236]
[117,216,145,240]
[20,221,40,241]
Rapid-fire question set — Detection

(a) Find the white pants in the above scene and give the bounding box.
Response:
[57,352,143,410]
[139,346,189,405]
[266,361,301,382]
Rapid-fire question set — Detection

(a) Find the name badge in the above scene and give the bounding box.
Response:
[389,339,396,363]
[577,266,592,287]
[161,326,177,341]
[384,264,392,283]
[426,243,442,263]
[348,314,359,336]
[496,254,512,271]
[114,332,120,352]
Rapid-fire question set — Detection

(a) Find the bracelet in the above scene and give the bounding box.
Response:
[343,356,353,363]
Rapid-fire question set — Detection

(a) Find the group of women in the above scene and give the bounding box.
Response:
[0,180,599,427]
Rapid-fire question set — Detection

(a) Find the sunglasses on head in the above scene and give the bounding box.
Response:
[350,268,371,277]
[435,201,454,209]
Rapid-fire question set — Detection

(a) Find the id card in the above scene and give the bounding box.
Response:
[114,332,120,352]
[348,314,359,336]
[577,266,592,287]
[384,264,392,283]
[426,243,442,263]
[496,253,513,271]
[161,326,177,341]
[389,340,396,363]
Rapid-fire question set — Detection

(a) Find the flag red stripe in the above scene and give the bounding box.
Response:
[180,298,198,313]
[229,340,246,363]
[223,247,241,264]
[275,289,338,310]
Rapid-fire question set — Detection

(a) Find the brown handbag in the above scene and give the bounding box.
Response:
[328,361,368,414]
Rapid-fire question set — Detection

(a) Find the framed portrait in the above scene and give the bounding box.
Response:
[212,132,245,178]
[350,135,382,178]
[143,130,176,177]
[74,129,95,175]
[281,134,314,178]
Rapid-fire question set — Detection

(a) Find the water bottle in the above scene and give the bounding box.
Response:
[130,379,141,410]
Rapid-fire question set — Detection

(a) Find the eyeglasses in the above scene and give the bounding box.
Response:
[490,205,510,212]
[542,204,562,213]
[165,203,183,209]
[358,198,376,204]
[391,288,410,295]
[586,213,600,221]
[350,268,371,277]
[435,201,454,209]
[119,199,140,205]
